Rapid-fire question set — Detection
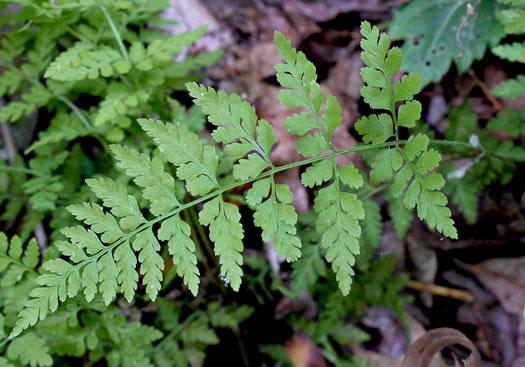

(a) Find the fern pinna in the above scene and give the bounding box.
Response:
[10,22,460,338]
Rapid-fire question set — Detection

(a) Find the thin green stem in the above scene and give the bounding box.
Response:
[156,312,199,349]
[0,166,47,177]
[57,96,93,131]
[358,182,390,201]
[65,25,93,44]
[0,255,38,276]
[96,0,129,61]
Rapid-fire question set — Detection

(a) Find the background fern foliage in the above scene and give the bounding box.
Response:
[1,1,524,366]
[6,22,460,341]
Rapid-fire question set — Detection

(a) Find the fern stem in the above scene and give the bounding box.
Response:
[96,0,129,61]
[0,166,47,177]
[56,96,93,131]
[0,254,39,276]
[156,312,200,349]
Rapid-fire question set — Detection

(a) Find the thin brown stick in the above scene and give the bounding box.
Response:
[407,280,474,302]
[467,69,504,111]
[456,0,482,59]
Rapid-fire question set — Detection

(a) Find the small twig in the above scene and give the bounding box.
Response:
[33,223,48,254]
[1,124,16,165]
[456,0,482,59]
[407,280,474,302]
[467,69,504,111]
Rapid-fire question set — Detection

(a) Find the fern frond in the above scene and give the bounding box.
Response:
[357,21,457,239]
[6,332,53,367]
[44,43,131,81]
[187,81,303,261]
[199,197,244,290]
[0,233,39,287]
[274,30,365,294]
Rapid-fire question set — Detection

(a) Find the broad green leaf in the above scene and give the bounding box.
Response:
[389,0,504,87]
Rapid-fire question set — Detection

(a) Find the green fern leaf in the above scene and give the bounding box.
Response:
[492,75,525,100]
[94,87,148,126]
[138,118,219,196]
[487,107,525,137]
[358,22,457,239]
[133,228,164,301]
[301,160,333,188]
[250,180,301,261]
[0,234,39,287]
[315,183,364,295]
[67,202,124,243]
[199,197,243,290]
[6,332,53,367]
[355,114,394,144]
[158,215,200,296]
[44,43,131,81]
[86,177,146,231]
[110,144,179,216]
[493,41,525,62]
[388,198,413,238]
[445,179,479,224]
[362,199,382,247]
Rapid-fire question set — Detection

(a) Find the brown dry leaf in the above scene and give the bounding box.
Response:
[402,328,480,367]
[327,50,363,101]
[514,319,525,367]
[286,333,327,367]
[354,313,448,367]
[270,0,398,22]
[162,0,232,54]
[407,235,438,308]
[466,257,525,315]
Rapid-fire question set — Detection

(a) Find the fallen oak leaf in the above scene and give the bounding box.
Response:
[402,328,480,367]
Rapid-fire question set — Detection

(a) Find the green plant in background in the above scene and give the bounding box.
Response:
[7,22,468,344]
[0,232,254,366]
[1,4,521,364]
[492,0,525,99]
[442,100,525,224]
[389,0,505,87]
[0,0,220,240]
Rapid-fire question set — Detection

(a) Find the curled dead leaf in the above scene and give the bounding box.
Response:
[402,328,480,367]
